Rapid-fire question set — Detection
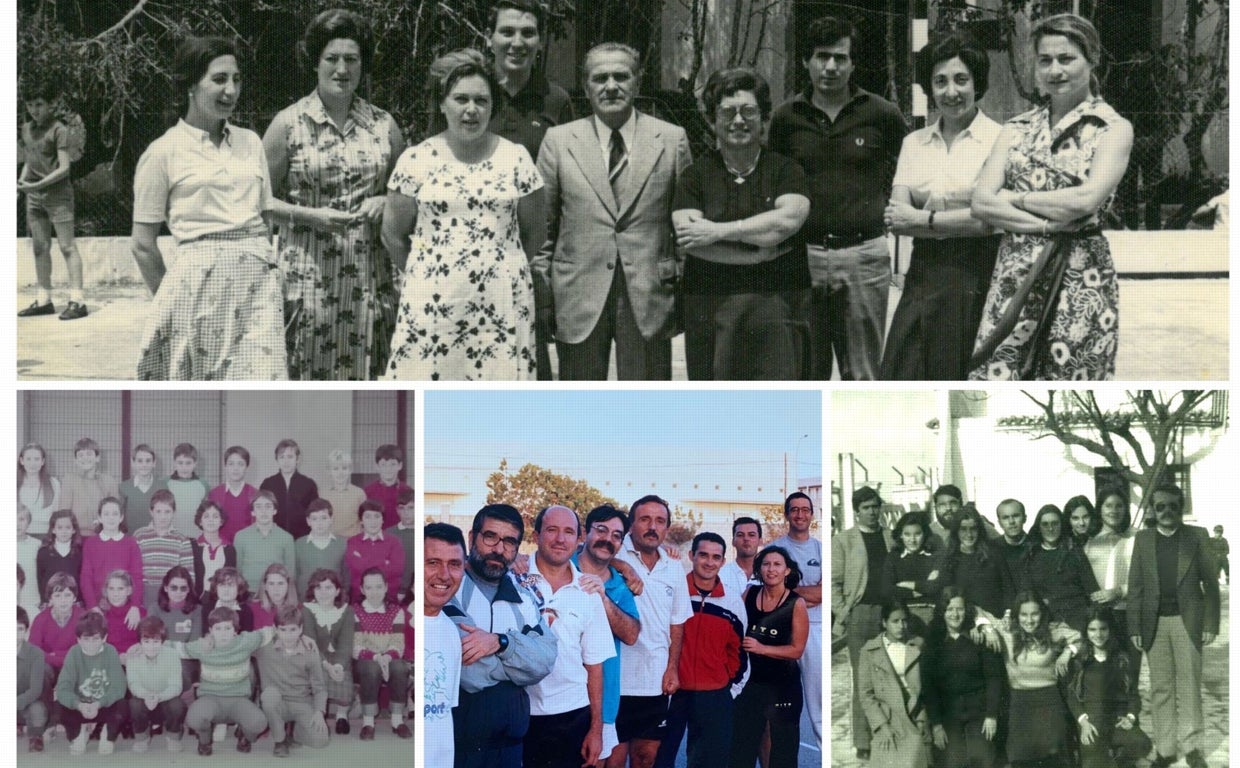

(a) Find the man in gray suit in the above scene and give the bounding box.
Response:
[1127,484,1219,768]
[534,43,692,380]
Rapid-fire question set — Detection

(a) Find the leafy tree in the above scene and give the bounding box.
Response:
[485,459,620,543]
[666,504,703,546]
[1018,390,1224,526]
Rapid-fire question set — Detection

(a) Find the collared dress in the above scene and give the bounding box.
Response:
[133,119,285,380]
[969,97,1123,381]
[881,110,1003,380]
[271,93,399,380]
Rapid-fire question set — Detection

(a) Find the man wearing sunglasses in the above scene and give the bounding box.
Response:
[1127,484,1220,768]
[447,504,558,768]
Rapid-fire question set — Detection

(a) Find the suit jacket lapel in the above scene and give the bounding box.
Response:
[615,112,665,219]
[566,120,618,219]
[1177,528,1194,586]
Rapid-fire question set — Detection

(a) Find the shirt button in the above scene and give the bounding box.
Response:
[606,262,615,270]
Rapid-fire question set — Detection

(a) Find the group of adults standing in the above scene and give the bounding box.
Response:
[126,4,1133,381]
[833,483,1220,768]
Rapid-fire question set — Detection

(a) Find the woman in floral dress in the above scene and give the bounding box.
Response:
[263,9,405,380]
[381,49,545,381]
[968,13,1132,381]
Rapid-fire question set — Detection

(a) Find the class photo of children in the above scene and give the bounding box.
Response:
[15,390,416,760]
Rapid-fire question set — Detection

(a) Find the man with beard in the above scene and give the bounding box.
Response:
[425,523,467,768]
[831,486,892,760]
[572,505,641,763]
[609,495,693,768]
[720,517,762,597]
[654,532,746,768]
[1128,484,1219,768]
[518,506,615,768]
[926,485,1000,553]
[771,492,823,747]
[445,504,557,768]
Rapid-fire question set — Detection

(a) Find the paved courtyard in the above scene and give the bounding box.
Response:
[831,587,1231,768]
[15,278,1227,380]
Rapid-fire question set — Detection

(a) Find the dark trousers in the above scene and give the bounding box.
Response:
[57,700,126,740]
[556,266,671,380]
[934,716,996,768]
[655,686,734,768]
[729,681,802,768]
[129,696,187,735]
[453,681,528,768]
[1078,722,1152,768]
[523,705,590,768]
[356,658,411,713]
[683,290,811,380]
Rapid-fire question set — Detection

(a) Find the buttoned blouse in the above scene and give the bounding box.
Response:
[892,109,1002,211]
[133,119,272,243]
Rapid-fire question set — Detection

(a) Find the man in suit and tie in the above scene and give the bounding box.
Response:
[534,42,692,380]
[1127,484,1219,768]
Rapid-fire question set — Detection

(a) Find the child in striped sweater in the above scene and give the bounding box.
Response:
[134,489,194,606]
[353,567,411,740]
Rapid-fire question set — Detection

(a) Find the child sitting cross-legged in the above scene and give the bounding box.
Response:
[255,604,331,756]
[180,606,276,756]
[54,610,127,755]
[126,615,186,752]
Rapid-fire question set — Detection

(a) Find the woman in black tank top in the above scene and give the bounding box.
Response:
[729,545,809,768]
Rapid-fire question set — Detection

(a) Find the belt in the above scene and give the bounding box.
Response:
[820,229,885,249]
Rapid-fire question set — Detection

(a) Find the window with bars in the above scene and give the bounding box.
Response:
[21,391,124,480]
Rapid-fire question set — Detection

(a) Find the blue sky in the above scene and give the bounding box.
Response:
[425,390,822,480]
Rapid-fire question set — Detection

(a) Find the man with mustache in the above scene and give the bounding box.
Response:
[653,532,747,768]
[609,495,693,768]
[769,15,907,380]
[771,492,823,748]
[572,505,642,763]
[926,485,1001,552]
[1127,484,1219,768]
[445,504,557,768]
[518,506,616,768]
[720,517,762,597]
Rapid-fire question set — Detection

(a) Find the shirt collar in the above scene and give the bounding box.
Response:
[503,71,551,101]
[594,111,638,152]
[900,549,932,558]
[305,90,376,131]
[920,108,989,145]
[359,600,390,614]
[99,530,125,542]
[685,572,725,597]
[882,634,908,650]
[795,83,867,113]
[176,118,233,146]
[362,530,385,542]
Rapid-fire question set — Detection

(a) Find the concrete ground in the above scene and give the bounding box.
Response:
[15,277,1227,380]
[831,586,1231,768]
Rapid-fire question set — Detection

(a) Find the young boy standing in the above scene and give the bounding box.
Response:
[18,607,49,752]
[17,80,87,320]
[133,489,195,607]
[60,437,119,536]
[261,439,320,540]
[235,491,297,591]
[54,611,127,755]
[166,444,211,537]
[255,605,331,755]
[363,444,409,529]
[119,444,164,531]
[126,616,186,752]
[387,488,416,602]
[295,499,348,597]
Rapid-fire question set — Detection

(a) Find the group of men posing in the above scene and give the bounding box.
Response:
[833,483,1221,767]
[423,493,823,768]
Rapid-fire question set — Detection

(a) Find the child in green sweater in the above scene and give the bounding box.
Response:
[54,611,127,755]
[256,604,330,755]
[126,615,186,752]
[181,606,275,756]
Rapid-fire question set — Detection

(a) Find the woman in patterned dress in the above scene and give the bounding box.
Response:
[263,9,405,380]
[381,49,546,380]
[132,37,286,380]
[968,14,1132,381]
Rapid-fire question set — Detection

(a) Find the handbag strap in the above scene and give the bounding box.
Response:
[968,234,1070,372]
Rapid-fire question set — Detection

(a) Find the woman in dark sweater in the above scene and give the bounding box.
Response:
[883,512,942,634]
[940,506,1009,617]
[1021,505,1099,633]
[924,587,1003,768]
[1065,607,1151,768]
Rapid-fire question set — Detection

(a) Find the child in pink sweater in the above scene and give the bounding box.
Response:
[79,497,143,613]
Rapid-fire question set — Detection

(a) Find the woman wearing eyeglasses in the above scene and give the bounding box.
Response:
[672,67,812,380]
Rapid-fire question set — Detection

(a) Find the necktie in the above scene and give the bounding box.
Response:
[608,130,627,192]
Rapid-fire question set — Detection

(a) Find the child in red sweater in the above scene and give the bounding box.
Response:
[29,572,87,671]
[362,444,409,529]
[94,569,145,665]
[80,497,143,614]
[353,568,410,740]
[345,500,406,603]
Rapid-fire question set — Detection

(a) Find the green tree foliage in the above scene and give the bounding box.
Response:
[666,504,704,546]
[485,459,620,544]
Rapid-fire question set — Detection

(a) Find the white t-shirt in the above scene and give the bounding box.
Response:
[771,533,823,623]
[424,611,462,767]
[719,561,757,601]
[616,535,694,696]
[521,559,615,716]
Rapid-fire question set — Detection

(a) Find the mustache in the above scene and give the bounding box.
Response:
[593,540,616,554]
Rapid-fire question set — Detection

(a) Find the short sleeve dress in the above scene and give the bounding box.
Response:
[969,97,1122,381]
[384,136,543,381]
[273,93,398,380]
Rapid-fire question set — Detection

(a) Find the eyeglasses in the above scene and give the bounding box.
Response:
[478,530,521,550]
[1154,502,1181,513]
[167,584,190,592]
[718,105,761,121]
[590,524,624,542]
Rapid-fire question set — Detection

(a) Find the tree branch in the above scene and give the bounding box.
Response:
[88,0,149,42]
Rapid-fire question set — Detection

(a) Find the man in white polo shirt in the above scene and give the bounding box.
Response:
[608,495,693,768]
[519,505,616,768]
[771,491,823,747]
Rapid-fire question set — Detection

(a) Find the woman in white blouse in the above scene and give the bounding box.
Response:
[1082,489,1136,642]
[881,33,1002,380]
[131,36,285,380]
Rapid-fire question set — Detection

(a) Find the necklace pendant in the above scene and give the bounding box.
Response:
[734,175,745,184]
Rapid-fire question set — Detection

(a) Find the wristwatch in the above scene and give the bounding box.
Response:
[496,633,510,654]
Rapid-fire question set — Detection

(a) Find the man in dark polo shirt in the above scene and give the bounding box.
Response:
[830,486,892,760]
[769,16,907,380]
[487,0,575,380]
